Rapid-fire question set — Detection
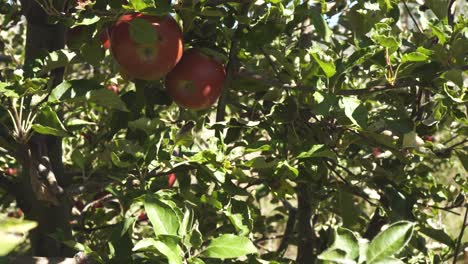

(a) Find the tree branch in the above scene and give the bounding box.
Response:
[448,0,457,25]
[453,205,468,264]
[215,4,250,135]
[277,199,296,256]
[296,184,316,263]
[335,80,421,96]
[402,0,423,33]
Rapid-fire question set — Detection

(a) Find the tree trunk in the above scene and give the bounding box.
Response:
[18,0,73,257]
[296,184,316,263]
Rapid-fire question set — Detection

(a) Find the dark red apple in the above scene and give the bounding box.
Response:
[4,167,17,176]
[165,49,226,110]
[99,27,111,49]
[106,83,119,94]
[372,148,382,157]
[168,173,177,188]
[110,13,183,80]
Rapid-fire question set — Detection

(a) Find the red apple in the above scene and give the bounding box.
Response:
[8,209,23,218]
[92,201,104,209]
[99,27,111,49]
[74,200,85,211]
[4,167,17,176]
[137,212,148,222]
[168,173,177,188]
[423,135,435,142]
[93,190,110,200]
[106,83,119,94]
[110,13,183,80]
[165,49,226,110]
[372,148,382,157]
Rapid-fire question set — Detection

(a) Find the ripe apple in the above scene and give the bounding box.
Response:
[106,83,119,94]
[165,49,226,110]
[4,167,17,176]
[372,148,382,157]
[74,200,85,211]
[99,28,111,49]
[137,212,148,222]
[8,209,23,218]
[423,135,435,142]
[168,173,177,188]
[110,13,183,80]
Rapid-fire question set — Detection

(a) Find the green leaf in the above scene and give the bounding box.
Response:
[32,106,69,137]
[84,89,129,112]
[275,160,299,178]
[429,24,447,44]
[129,18,158,45]
[66,119,96,127]
[425,0,449,20]
[133,237,183,264]
[243,157,276,169]
[188,258,205,264]
[111,152,133,168]
[49,81,128,111]
[0,218,37,256]
[245,144,272,153]
[75,15,100,25]
[128,117,161,135]
[455,150,468,172]
[80,41,105,65]
[297,144,337,160]
[309,8,332,42]
[129,0,155,10]
[0,82,18,98]
[71,149,85,170]
[41,49,75,73]
[401,52,429,63]
[318,249,356,264]
[144,194,180,236]
[202,234,257,259]
[340,97,368,128]
[310,49,336,77]
[419,226,454,247]
[318,227,359,262]
[366,221,415,263]
[224,202,251,236]
[371,257,405,264]
[178,207,194,238]
[402,131,424,148]
[374,35,400,48]
[200,7,227,17]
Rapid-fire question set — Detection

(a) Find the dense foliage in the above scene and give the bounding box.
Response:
[0,0,467,263]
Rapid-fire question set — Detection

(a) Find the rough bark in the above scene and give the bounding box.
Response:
[18,0,73,257]
[296,184,316,263]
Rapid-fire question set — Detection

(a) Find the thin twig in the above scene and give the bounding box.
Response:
[453,205,468,264]
[277,200,297,256]
[215,5,249,132]
[327,162,379,207]
[418,202,461,216]
[448,139,468,150]
[448,0,457,25]
[402,0,424,33]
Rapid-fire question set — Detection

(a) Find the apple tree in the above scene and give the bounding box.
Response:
[0,0,467,263]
